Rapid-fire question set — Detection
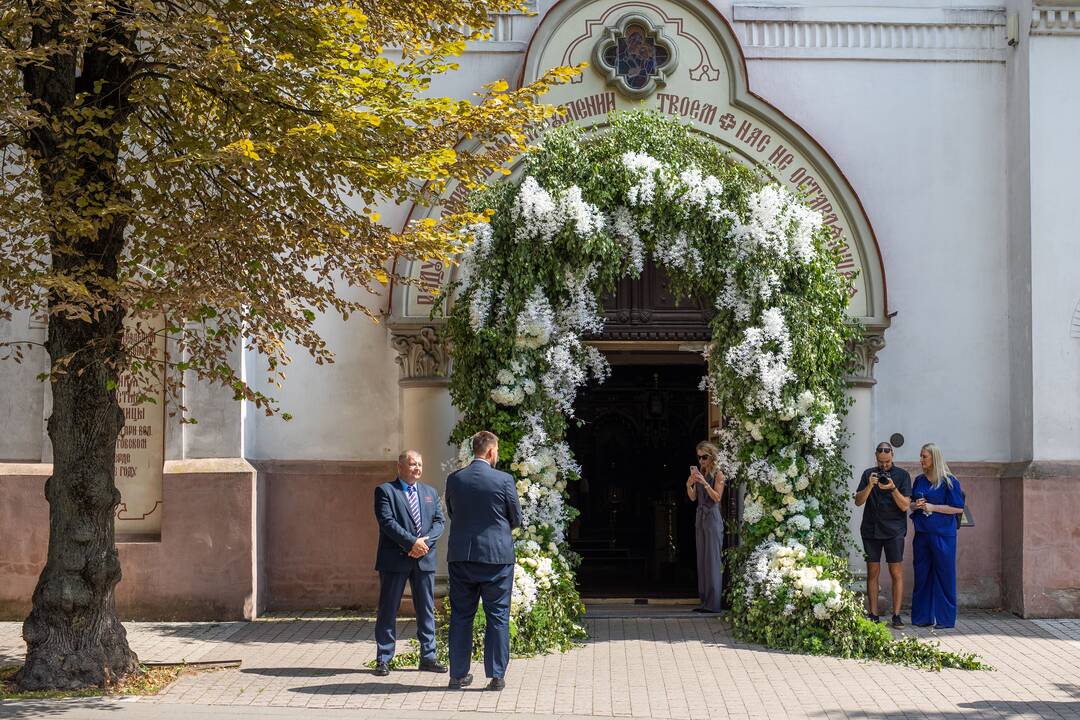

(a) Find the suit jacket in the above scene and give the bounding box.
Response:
[445,459,522,565]
[374,479,445,573]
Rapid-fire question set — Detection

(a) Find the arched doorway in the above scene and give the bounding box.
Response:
[566,262,736,599]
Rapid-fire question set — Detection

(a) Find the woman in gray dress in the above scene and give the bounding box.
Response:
[686,441,726,613]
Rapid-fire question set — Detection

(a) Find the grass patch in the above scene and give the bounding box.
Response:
[0,663,203,700]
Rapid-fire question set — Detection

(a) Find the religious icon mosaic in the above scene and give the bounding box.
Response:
[593,13,679,99]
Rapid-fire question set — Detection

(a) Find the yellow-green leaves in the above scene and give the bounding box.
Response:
[0,0,580,420]
[223,138,262,160]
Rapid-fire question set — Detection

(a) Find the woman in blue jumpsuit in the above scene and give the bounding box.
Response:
[910,442,965,629]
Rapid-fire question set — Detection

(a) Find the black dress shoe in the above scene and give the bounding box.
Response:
[486,677,505,691]
[373,661,390,676]
[419,659,448,673]
[448,673,473,689]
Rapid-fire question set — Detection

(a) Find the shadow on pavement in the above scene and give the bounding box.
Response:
[240,667,367,677]
[810,697,1080,719]
[288,681,459,695]
[0,698,122,718]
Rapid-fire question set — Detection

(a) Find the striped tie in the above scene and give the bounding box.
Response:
[407,485,422,533]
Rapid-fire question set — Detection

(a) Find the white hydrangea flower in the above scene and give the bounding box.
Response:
[788,514,811,533]
[512,563,539,615]
[491,384,525,406]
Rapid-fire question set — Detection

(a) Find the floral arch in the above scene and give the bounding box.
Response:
[440,110,977,668]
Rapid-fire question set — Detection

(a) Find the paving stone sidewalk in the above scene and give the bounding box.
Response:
[3,611,1080,719]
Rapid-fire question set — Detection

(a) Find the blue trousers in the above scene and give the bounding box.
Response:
[375,567,436,664]
[448,561,514,680]
[911,531,958,628]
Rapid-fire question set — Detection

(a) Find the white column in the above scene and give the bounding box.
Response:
[842,384,874,567]
[844,331,886,570]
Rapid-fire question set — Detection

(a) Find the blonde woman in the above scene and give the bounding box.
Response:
[910,443,966,629]
[686,441,725,614]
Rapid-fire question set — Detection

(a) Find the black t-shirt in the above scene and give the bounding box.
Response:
[857,466,912,540]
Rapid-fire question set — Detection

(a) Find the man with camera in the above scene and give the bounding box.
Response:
[854,441,912,628]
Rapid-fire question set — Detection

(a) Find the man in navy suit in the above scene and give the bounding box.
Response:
[444,431,522,691]
[373,450,446,676]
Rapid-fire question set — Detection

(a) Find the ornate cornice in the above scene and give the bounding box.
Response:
[1032,5,1080,35]
[390,326,451,386]
[732,5,1007,62]
[847,330,887,387]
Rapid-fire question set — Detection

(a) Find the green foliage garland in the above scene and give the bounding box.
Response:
[443,111,983,671]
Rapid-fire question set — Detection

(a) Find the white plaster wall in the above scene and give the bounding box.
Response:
[1028,36,1080,461]
[741,59,1010,464]
[239,46,534,461]
[243,284,403,461]
[0,310,47,461]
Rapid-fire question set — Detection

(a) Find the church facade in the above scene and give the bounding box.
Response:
[1,0,1078,620]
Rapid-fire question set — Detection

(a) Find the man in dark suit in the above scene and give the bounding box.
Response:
[372,450,447,676]
[444,430,522,691]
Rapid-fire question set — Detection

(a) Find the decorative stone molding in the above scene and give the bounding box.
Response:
[1033,5,1080,35]
[461,7,537,52]
[390,326,451,386]
[847,330,886,387]
[732,5,1007,62]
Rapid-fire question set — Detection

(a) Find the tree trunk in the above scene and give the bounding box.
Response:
[14,219,140,691]
[15,2,141,691]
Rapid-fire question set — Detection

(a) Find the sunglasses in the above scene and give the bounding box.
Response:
[696,454,710,460]
[876,447,892,453]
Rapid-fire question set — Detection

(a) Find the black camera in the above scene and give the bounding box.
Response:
[876,469,892,486]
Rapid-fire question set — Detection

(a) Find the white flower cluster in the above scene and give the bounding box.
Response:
[670,165,731,223]
[727,185,823,264]
[744,540,845,620]
[561,266,604,336]
[512,177,560,242]
[512,177,606,244]
[512,562,539,613]
[622,151,664,206]
[460,222,495,283]
[469,280,494,331]
[715,269,752,324]
[611,206,645,274]
[787,391,840,453]
[511,544,566,616]
[653,229,703,276]
[520,480,567,543]
[723,307,794,411]
[516,287,555,349]
[509,413,578,542]
[491,360,537,407]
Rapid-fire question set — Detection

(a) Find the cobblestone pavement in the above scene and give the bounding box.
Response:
[2,611,1080,719]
